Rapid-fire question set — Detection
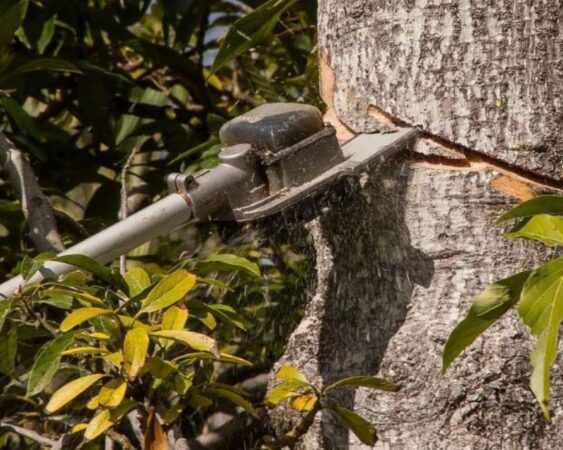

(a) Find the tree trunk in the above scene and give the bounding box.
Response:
[273,1,563,448]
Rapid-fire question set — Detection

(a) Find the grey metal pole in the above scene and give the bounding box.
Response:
[0,193,193,298]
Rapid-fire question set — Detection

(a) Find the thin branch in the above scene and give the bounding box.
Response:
[119,146,140,274]
[0,422,57,447]
[0,133,65,253]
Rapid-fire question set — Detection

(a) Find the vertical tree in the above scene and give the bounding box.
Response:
[275,1,563,447]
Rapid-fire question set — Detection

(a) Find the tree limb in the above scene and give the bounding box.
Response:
[0,422,57,447]
[0,133,64,253]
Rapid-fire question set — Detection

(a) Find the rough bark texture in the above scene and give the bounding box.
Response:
[273,1,563,448]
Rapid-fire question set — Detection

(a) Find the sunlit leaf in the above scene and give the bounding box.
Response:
[505,214,563,246]
[151,329,217,353]
[27,333,74,396]
[46,373,105,413]
[211,0,298,74]
[266,380,308,406]
[124,267,151,297]
[98,378,127,408]
[276,365,308,383]
[60,307,113,332]
[324,376,398,394]
[290,394,317,411]
[162,305,188,330]
[84,399,137,440]
[443,271,531,372]
[517,257,563,420]
[498,196,563,223]
[331,406,377,446]
[62,346,109,356]
[123,327,149,378]
[140,269,196,313]
[42,288,106,308]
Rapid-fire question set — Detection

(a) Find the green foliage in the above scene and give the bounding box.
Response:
[1,253,261,446]
[265,365,397,447]
[444,195,563,420]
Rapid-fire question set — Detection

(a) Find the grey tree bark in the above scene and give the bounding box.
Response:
[273,1,563,448]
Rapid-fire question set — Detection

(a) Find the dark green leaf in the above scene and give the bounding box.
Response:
[53,255,123,287]
[331,406,377,446]
[198,254,260,277]
[211,0,298,74]
[27,333,75,396]
[0,58,80,85]
[324,376,398,394]
[0,299,12,331]
[443,271,531,372]
[497,196,563,223]
[206,387,258,418]
[0,327,17,375]
[0,0,28,53]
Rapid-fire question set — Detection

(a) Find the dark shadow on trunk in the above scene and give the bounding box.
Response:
[314,161,434,449]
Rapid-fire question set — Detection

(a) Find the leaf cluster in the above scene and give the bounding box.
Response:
[443,196,563,420]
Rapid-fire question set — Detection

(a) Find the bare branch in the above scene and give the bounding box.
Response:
[119,146,140,274]
[0,422,57,447]
[0,133,64,253]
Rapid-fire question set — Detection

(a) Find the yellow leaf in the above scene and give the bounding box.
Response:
[62,346,109,356]
[118,315,151,332]
[104,351,123,366]
[98,378,127,408]
[72,423,87,433]
[123,327,149,378]
[60,307,113,332]
[84,399,136,441]
[161,305,189,349]
[86,395,99,410]
[46,373,105,413]
[124,267,151,297]
[141,270,196,313]
[276,365,308,383]
[84,332,111,340]
[290,394,318,411]
[150,329,217,353]
[162,305,188,330]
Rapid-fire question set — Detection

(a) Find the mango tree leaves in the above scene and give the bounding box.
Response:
[442,271,531,372]
[140,269,196,313]
[162,305,188,330]
[324,376,398,394]
[151,329,217,353]
[84,399,137,441]
[276,365,308,383]
[331,406,377,446]
[205,386,259,418]
[123,327,149,378]
[0,328,17,374]
[53,255,124,288]
[98,378,127,408]
[517,257,563,420]
[46,373,105,413]
[198,254,260,277]
[266,380,309,406]
[505,215,563,246]
[498,196,563,223]
[143,409,168,450]
[211,0,298,74]
[0,58,80,86]
[60,307,113,332]
[27,333,74,396]
[290,394,317,411]
[123,267,151,297]
[0,0,28,53]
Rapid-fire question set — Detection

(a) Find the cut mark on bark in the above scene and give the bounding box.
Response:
[490,175,535,201]
[366,104,563,194]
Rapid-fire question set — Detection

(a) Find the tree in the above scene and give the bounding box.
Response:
[273,1,563,448]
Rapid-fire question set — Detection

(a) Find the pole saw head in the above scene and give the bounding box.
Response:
[166,103,417,223]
